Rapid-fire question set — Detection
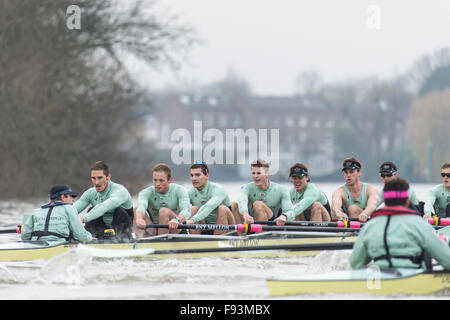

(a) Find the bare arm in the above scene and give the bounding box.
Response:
[331,187,347,220]
[238,184,254,223]
[135,187,152,229]
[361,184,379,219]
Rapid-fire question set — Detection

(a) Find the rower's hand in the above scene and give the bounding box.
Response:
[274,215,286,226]
[136,218,147,229]
[134,228,145,239]
[168,218,179,230]
[359,212,370,222]
[335,210,348,220]
[186,219,195,225]
[423,214,431,219]
[243,212,254,224]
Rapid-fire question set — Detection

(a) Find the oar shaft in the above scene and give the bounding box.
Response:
[351,217,450,226]
[145,223,360,233]
[145,224,244,232]
[258,225,360,233]
[0,226,21,234]
[255,220,362,228]
[151,241,355,255]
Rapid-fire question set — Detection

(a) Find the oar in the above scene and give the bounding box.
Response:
[428,217,450,226]
[255,220,362,228]
[82,241,355,258]
[145,223,361,233]
[146,223,244,232]
[148,241,355,255]
[349,217,450,226]
[0,226,21,234]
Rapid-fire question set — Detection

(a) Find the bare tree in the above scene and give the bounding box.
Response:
[407,47,450,96]
[0,0,195,197]
[293,71,322,97]
[407,89,450,180]
[323,77,414,179]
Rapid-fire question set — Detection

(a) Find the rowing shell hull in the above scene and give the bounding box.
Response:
[0,233,356,261]
[266,268,450,296]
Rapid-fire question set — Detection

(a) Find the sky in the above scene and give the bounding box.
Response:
[127,0,450,96]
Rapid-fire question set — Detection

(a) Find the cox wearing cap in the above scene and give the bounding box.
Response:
[50,185,78,202]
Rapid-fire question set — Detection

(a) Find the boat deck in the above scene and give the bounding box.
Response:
[0,231,356,261]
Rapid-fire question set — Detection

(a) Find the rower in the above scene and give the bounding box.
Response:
[377,161,423,213]
[74,161,134,241]
[424,162,450,219]
[350,178,450,270]
[331,157,379,222]
[179,162,235,235]
[134,163,191,236]
[236,159,294,224]
[276,163,330,226]
[21,185,92,243]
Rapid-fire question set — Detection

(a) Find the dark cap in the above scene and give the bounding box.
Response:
[342,159,361,171]
[49,185,77,200]
[289,166,308,178]
[379,161,397,174]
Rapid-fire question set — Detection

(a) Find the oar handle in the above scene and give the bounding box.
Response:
[429,217,450,226]
[336,221,361,228]
[0,225,22,234]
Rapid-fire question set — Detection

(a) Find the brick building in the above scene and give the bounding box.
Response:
[144,93,338,181]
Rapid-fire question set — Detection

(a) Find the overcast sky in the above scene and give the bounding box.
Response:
[127,0,450,96]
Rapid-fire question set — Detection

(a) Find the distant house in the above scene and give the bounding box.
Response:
[145,93,338,180]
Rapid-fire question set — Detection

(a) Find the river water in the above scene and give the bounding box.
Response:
[0,182,448,301]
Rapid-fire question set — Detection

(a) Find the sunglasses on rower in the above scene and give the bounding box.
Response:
[441,173,450,178]
[380,173,394,178]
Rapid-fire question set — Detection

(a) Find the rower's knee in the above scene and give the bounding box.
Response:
[217,205,229,217]
[253,201,273,220]
[230,202,242,223]
[230,202,240,215]
[158,207,173,219]
[347,205,362,218]
[310,201,322,211]
[217,205,235,224]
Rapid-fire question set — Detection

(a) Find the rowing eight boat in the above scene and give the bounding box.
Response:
[0,231,356,261]
[266,226,450,296]
[266,267,450,296]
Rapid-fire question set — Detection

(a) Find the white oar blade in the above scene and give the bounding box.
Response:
[75,245,155,258]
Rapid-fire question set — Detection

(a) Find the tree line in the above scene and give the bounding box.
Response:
[154,48,450,183]
[1,1,448,199]
[0,0,195,198]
